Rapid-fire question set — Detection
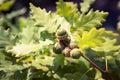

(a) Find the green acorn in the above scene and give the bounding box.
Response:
[70,48,81,59]
[53,43,62,54]
[62,47,71,57]
[53,43,65,54]
[56,29,68,40]
[69,42,78,49]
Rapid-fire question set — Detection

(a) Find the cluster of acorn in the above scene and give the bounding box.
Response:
[53,29,81,59]
[53,29,113,80]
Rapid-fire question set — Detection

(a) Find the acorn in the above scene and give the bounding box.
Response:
[53,43,65,54]
[70,48,81,59]
[62,47,71,57]
[69,42,79,49]
[56,29,68,40]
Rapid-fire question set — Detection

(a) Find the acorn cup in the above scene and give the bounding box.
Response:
[56,29,69,40]
[56,29,71,47]
[62,47,71,57]
[70,48,81,59]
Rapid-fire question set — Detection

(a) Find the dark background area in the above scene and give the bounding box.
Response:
[3,0,120,31]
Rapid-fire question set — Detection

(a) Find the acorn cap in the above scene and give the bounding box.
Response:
[56,29,69,40]
[70,48,81,59]
[56,29,67,36]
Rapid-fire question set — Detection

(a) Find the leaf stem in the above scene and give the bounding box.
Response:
[105,52,108,72]
[80,53,113,80]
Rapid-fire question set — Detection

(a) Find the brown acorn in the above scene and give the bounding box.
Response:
[70,48,81,59]
[69,42,79,49]
[62,47,71,57]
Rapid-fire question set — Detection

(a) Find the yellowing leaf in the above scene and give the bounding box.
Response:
[77,28,118,48]
[16,56,33,62]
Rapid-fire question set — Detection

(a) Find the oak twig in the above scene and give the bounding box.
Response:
[80,53,113,80]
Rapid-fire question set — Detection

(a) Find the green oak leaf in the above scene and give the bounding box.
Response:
[73,9,108,31]
[0,27,16,48]
[63,72,88,80]
[19,25,35,44]
[7,44,41,57]
[30,3,58,33]
[30,3,71,33]
[18,18,40,44]
[94,69,104,80]
[0,27,10,48]
[92,38,120,58]
[0,51,6,60]
[32,55,53,71]
[77,28,118,48]
[53,54,65,70]
[115,54,120,68]
[56,0,108,31]
[7,39,53,57]
[56,0,79,22]
[0,60,24,72]
[93,38,120,52]
[80,0,95,13]
[6,8,26,20]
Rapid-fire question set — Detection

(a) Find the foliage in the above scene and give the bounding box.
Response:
[0,0,120,80]
[0,0,15,11]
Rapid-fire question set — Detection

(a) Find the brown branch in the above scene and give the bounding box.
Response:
[58,37,113,80]
[80,53,113,80]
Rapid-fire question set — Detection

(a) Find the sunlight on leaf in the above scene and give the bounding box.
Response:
[30,3,71,33]
[19,26,35,44]
[56,0,79,22]
[8,44,41,57]
[80,0,95,13]
[77,28,118,48]
[7,39,53,57]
